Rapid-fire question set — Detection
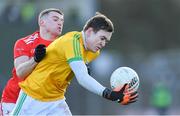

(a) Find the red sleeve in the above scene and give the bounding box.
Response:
[14,39,31,59]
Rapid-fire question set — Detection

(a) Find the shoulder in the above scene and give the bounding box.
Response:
[60,31,81,42]
[16,31,39,45]
[63,31,81,38]
[50,31,82,50]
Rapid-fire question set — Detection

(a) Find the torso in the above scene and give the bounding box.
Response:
[19,31,100,102]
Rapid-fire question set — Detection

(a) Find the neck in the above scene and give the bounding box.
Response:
[40,28,57,41]
[82,31,88,50]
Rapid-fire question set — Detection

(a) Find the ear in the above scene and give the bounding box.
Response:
[39,20,45,26]
[86,27,93,37]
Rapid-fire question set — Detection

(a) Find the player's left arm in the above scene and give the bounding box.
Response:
[69,60,138,104]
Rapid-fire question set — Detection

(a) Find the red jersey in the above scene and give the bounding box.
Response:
[1,31,53,103]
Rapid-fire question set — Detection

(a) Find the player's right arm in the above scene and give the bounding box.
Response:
[14,40,46,79]
[15,56,37,79]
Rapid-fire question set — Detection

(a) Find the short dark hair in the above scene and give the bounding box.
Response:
[83,12,114,33]
[38,8,64,21]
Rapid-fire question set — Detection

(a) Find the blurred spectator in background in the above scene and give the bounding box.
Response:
[150,81,172,115]
[0,0,36,24]
[0,8,64,115]
[1,2,21,23]
[20,1,36,24]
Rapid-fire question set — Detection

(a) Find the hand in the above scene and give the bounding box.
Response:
[34,44,46,62]
[102,84,138,105]
[118,90,138,105]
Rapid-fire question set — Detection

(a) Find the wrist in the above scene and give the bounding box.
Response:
[32,57,39,64]
[34,56,39,63]
[103,88,121,101]
[34,55,42,63]
[102,88,112,100]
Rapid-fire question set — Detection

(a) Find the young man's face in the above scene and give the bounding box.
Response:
[86,29,112,52]
[42,11,64,37]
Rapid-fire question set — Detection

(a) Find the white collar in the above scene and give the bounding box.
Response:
[81,31,87,50]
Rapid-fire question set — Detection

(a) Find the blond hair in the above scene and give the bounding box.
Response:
[38,8,64,21]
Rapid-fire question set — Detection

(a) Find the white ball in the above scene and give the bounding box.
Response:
[110,67,139,92]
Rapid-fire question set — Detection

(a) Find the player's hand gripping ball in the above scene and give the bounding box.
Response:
[110,67,139,93]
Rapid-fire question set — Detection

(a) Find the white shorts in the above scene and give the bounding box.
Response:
[1,102,15,115]
[10,90,72,116]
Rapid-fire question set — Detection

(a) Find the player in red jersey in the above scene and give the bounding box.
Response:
[0,8,64,115]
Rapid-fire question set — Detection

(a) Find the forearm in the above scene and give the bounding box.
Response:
[16,57,37,79]
[70,61,106,96]
[77,72,106,96]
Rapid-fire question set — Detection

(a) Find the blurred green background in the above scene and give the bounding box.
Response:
[0,0,180,115]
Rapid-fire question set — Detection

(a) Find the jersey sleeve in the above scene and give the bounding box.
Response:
[63,33,83,63]
[14,39,31,59]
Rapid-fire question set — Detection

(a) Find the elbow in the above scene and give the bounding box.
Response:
[16,69,26,79]
[75,75,84,87]
[16,71,24,79]
[76,74,89,87]
[76,77,83,86]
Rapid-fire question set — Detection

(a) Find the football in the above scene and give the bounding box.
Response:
[110,67,139,92]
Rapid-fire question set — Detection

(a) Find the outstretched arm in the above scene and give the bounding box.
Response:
[70,60,138,104]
